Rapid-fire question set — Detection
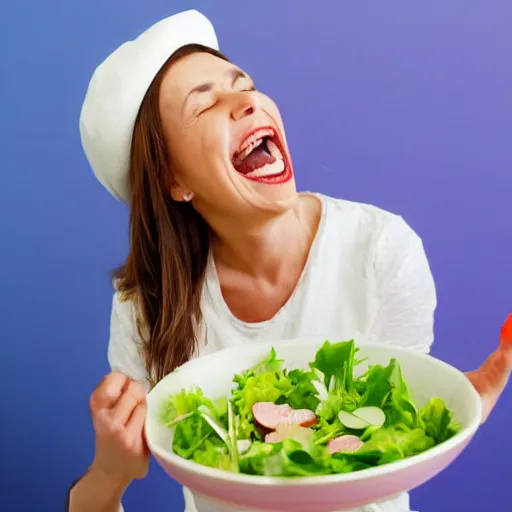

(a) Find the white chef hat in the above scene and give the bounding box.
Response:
[79,10,219,203]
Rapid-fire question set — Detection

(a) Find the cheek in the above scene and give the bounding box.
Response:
[175,131,228,189]
[261,95,285,129]
[165,125,204,179]
[200,122,231,168]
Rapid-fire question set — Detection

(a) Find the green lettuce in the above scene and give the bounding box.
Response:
[418,397,460,443]
[162,340,462,477]
[240,439,330,476]
[231,349,319,439]
[160,387,230,461]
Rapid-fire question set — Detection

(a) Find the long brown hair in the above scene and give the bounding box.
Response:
[114,44,229,383]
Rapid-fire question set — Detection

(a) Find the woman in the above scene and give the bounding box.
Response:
[71,9,511,512]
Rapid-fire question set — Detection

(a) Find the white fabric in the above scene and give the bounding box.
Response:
[79,10,218,203]
[107,193,436,511]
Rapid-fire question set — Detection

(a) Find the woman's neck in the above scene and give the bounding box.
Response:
[211,194,322,284]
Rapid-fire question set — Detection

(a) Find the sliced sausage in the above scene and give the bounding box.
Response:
[327,435,364,454]
[252,402,317,430]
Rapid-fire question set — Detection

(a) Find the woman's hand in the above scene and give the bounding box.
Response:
[89,371,149,483]
[465,314,512,423]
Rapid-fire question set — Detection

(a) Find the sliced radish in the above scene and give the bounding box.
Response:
[237,439,252,454]
[338,410,371,430]
[327,435,364,454]
[352,406,386,428]
[252,402,317,429]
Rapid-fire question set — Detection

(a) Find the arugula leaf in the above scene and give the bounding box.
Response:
[356,359,418,431]
[311,340,363,425]
[357,360,396,408]
[284,369,321,412]
[311,340,359,392]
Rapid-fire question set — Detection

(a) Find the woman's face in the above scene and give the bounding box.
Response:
[159,51,297,223]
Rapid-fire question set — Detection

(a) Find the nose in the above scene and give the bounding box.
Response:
[230,92,259,121]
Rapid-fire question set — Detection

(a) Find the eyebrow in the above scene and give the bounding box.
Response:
[183,68,248,107]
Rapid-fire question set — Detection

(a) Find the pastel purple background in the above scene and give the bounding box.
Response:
[1,1,511,511]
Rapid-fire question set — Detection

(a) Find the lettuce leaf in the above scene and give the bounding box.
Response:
[240,439,330,476]
[160,387,230,460]
[284,369,320,412]
[312,340,364,424]
[192,437,232,470]
[311,340,360,392]
[418,397,461,443]
[359,427,436,464]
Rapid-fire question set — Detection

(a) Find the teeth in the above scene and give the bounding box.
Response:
[266,138,282,160]
[245,158,285,179]
[237,138,264,162]
[236,128,275,156]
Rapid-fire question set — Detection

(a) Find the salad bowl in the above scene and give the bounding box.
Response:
[145,339,482,512]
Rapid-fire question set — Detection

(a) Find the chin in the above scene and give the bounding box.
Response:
[236,176,299,217]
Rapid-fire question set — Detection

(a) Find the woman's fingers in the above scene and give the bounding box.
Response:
[90,372,130,412]
[90,374,147,439]
[93,408,124,437]
[127,400,148,439]
[111,380,146,426]
[88,372,150,481]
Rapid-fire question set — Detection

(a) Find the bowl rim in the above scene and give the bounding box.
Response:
[145,339,482,487]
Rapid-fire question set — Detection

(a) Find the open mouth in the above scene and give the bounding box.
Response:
[232,127,292,184]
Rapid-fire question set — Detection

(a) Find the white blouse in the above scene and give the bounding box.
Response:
[108,193,436,512]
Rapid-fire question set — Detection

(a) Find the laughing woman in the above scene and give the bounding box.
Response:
[70,10,511,512]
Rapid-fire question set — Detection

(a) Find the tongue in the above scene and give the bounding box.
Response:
[235,146,276,175]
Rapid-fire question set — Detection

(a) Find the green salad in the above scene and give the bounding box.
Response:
[160,340,461,477]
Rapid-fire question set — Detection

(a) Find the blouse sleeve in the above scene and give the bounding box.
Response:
[365,213,438,354]
[107,290,150,392]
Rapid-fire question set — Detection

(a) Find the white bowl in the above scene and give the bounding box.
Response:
[145,339,482,512]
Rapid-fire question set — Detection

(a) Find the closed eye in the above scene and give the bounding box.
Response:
[194,101,217,117]
[195,85,256,116]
